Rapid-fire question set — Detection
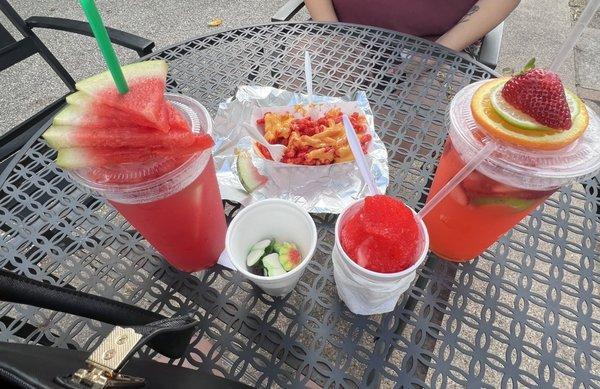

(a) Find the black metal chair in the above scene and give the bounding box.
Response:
[0,0,155,174]
[271,0,504,70]
[0,1,156,343]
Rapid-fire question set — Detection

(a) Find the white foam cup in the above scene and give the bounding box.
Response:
[225,199,317,296]
[332,198,429,315]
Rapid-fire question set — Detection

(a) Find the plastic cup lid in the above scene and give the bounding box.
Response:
[449,80,600,190]
[69,93,213,203]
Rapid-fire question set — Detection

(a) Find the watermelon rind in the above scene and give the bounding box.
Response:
[42,126,70,149]
[75,60,168,93]
[236,150,267,193]
[56,148,88,169]
[52,105,87,126]
[52,104,126,127]
[52,104,130,127]
[55,135,214,169]
[65,91,94,106]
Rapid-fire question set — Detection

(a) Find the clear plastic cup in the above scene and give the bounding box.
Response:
[333,198,429,315]
[69,94,227,272]
[424,80,600,261]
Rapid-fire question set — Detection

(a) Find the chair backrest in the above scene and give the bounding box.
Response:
[0,0,75,90]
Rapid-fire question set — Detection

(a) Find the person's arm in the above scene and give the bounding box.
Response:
[436,0,520,52]
[305,0,339,22]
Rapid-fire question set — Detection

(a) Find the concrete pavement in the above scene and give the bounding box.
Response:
[571,0,600,112]
[0,0,286,133]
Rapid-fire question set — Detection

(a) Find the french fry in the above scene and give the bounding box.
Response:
[307,147,335,164]
[256,107,370,165]
[264,112,294,143]
[311,128,343,140]
[334,146,354,163]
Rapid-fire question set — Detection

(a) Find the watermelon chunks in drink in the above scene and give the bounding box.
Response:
[43,60,214,171]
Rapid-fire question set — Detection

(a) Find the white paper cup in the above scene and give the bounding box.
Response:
[333,199,429,315]
[225,199,317,296]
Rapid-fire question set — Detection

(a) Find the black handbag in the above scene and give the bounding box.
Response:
[0,270,250,388]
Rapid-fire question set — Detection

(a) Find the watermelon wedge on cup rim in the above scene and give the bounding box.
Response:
[42,60,214,171]
[75,60,170,131]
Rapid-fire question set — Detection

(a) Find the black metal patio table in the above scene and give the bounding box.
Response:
[1,22,599,388]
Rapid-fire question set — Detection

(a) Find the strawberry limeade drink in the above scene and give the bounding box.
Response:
[424,74,600,262]
[71,94,227,272]
[425,139,553,260]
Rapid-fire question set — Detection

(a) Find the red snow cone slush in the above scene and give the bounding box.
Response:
[340,195,419,273]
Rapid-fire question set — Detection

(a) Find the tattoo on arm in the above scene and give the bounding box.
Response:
[458,5,480,23]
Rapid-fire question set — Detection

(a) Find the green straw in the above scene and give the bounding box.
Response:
[80,0,128,94]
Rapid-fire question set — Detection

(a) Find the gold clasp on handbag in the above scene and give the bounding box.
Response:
[71,326,145,388]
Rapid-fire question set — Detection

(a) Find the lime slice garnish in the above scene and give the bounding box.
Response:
[471,196,534,212]
[490,85,580,131]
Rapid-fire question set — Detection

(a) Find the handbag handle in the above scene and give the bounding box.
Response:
[0,269,197,358]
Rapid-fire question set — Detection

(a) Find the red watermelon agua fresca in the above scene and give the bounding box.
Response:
[43,60,213,169]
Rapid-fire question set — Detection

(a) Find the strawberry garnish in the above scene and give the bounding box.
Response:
[501,64,572,130]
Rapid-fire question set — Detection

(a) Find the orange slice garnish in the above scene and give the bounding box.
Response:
[471,78,589,150]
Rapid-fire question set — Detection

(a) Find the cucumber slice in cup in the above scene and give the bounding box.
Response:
[262,253,286,276]
[246,249,264,267]
[252,239,272,251]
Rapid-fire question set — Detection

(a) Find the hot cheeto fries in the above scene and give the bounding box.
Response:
[255,106,372,165]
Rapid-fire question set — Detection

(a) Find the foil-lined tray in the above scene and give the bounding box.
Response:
[213,85,389,214]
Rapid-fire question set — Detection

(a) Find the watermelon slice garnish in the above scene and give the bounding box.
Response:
[44,60,215,174]
[75,60,170,132]
[53,103,147,129]
[55,135,214,169]
[56,93,176,134]
[166,102,190,133]
[43,125,201,149]
[64,91,164,130]
[236,150,267,193]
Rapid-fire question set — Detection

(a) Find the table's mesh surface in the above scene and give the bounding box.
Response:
[1,23,599,388]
